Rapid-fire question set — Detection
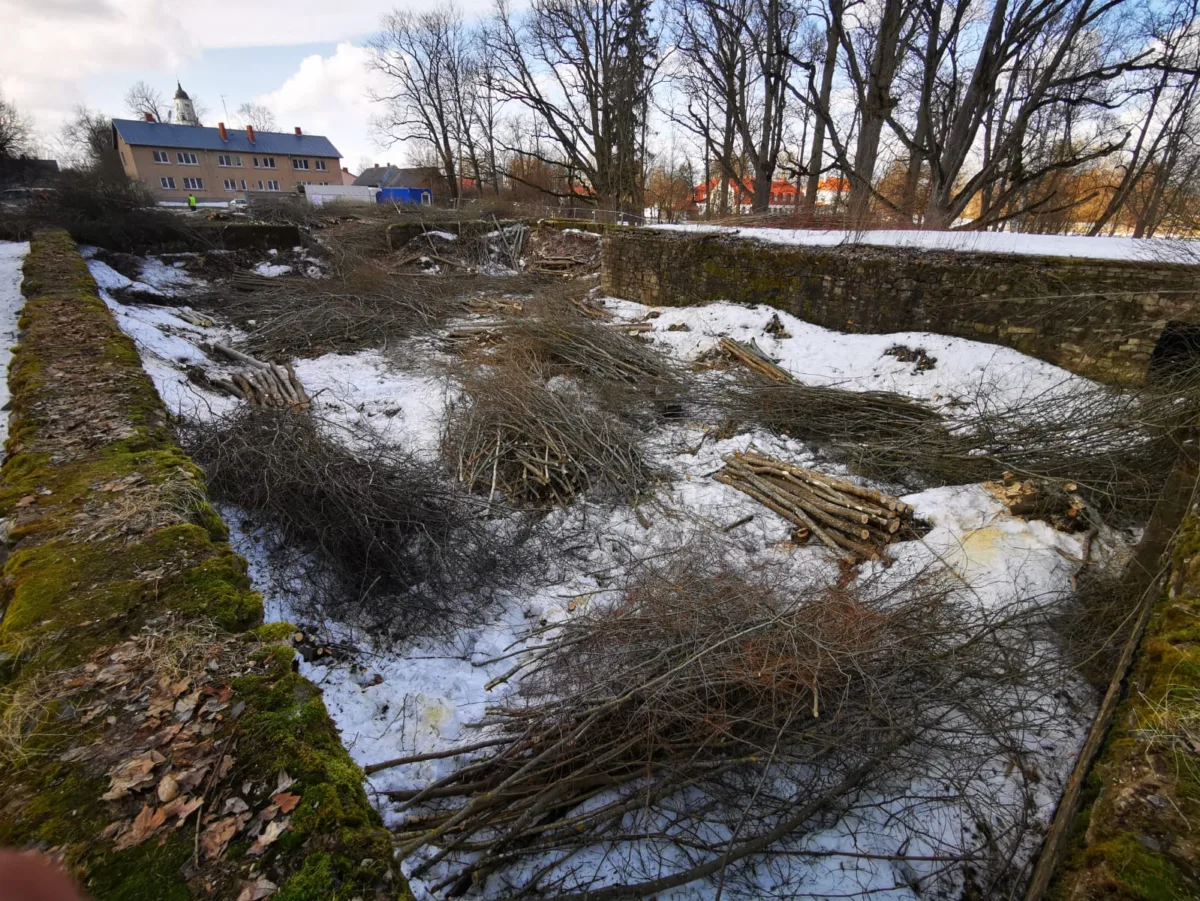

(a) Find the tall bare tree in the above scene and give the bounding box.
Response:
[371,4,472,202]
[0,91,34,160]
[492,0,659,215]
[124,81,166,123]
[237,102,277,132]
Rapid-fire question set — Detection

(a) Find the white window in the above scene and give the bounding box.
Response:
[266,180,280,191]
[153,150,170,164]
[239,179,247,190]
[314,160,327,171]
[257,180,264,189]
[217,154,241,167]
[223,179,239,191]
[183,177,204,190]
[292,159,309,170]
[159,176,176,189]
[421,192,431,206]
[176,151,199,165]
[252,157,276,169]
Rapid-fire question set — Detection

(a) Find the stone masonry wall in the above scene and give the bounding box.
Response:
[600,230,1200,384]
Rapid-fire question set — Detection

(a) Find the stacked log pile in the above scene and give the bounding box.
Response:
[718,336,793,381]
[716,450,910,561]
[987,473,1092,533]
[209,343,311,410]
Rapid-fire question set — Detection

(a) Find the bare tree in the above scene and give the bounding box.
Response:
[1085,0,1200,236]
[124,81,166,123]
[236,102,277,132]
[670,0,803,214]
[370,3,470,202]
[58,106,113,170]
[0,91,34,160]
[491,0,659,215]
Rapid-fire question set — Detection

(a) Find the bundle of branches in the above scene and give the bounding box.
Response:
[716,450,912,560]
[718,337,947,451]
[182,407,536,636]
[203,280,471,357]
[442,364,654,506]
[386,556,1071,898]
[499,299,687,419]
[954,371,1200,520]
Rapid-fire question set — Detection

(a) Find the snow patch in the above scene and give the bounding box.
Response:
[0,241,30,456]
[652,223,1200,263]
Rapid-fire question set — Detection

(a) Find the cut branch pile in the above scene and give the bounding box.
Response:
[716,450,911,561]
[182,408,539,636]
[379,556,1058,898]
[209,343,310,410]
[443,364,654,506]
[714,338,952,482]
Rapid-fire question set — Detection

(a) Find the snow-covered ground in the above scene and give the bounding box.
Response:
[652,223,1200,263]
[93,253,1108,901]
[0,241,30,456]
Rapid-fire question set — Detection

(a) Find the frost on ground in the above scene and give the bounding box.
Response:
[94,253,1115,900]
[652,223,1200,263]
[0,241,30,456]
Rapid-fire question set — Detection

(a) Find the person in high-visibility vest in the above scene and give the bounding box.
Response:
[188,194,197,211]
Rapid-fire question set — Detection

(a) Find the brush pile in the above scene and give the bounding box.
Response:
[716,450,912,560]
[716,337,950,472]
[182,408,536,635]
[384,556,1060,898]
[443,364,654,506]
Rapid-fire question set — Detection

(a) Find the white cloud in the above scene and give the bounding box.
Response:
[2,0,196,130]
[255,43,393,175]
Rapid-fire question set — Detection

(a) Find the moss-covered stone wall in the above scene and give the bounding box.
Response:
[601,230,1200,385]
[0,231,407,900]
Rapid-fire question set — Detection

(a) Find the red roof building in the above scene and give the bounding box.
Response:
[693,176,802,212]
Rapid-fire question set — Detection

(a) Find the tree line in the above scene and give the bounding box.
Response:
[370,0,1200,234]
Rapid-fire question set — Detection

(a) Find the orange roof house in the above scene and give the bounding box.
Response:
[694,176,802,210]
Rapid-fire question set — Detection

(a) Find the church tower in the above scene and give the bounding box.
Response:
[173,82,199,126]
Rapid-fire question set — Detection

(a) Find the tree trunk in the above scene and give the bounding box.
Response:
[804,23,839,216]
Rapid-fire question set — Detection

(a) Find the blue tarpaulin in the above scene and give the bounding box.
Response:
[377,187,432,205]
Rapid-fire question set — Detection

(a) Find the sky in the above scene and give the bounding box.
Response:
[2,0,495,173]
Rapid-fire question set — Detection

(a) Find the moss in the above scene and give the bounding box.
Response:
[254,621,298,642]
[1083,835,1198,900]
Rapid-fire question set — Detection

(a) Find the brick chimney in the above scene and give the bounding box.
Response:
[294,127,302,135]
[218,122,228,141]
[246,125,256,144]
[144,112,154,122]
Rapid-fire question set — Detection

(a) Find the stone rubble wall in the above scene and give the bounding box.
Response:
[601,230,1200,384]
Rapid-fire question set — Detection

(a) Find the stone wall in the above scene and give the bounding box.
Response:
[601,229,1200,384]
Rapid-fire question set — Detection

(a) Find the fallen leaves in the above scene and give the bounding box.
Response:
[272,791,300,815]
[237,877,278,901]
[113,803,166,851]
[201,815,243,860]
[101,750,165,801]
[248,818,290,856]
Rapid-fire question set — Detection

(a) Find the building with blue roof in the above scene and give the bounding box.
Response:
[112,91,343,203]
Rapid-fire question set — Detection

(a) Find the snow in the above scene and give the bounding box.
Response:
[602,296,1089,416]
[652,223,1200,263]
[253,262,292,278]
[94,252,1113,901]
[80,249,204,298]
[0,241,29,457]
